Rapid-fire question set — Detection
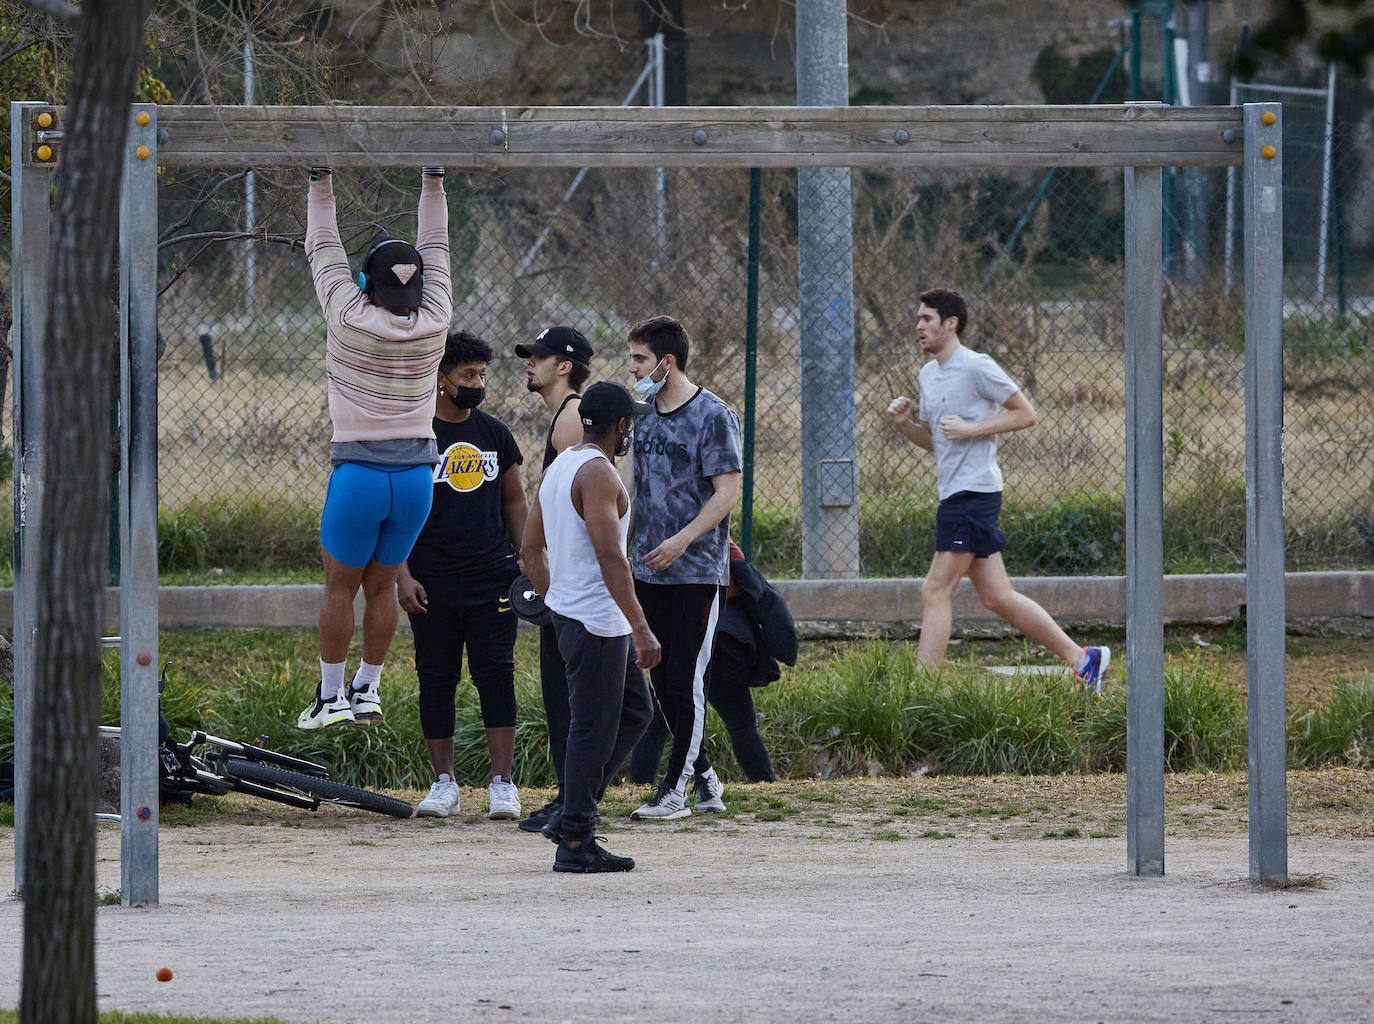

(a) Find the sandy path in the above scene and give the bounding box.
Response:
[3,813,1373,1024]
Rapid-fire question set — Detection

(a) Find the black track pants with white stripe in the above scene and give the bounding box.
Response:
[633,581,724,794]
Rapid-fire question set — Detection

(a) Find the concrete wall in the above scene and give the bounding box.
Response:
[1,572,1368,637]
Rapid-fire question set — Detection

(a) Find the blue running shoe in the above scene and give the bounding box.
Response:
[1074,646,1111,695]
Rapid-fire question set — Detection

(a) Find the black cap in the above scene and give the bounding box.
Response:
[363,239,425,309]
[514,325,593,364]
[578,381,653,425]
[508,573,552,626]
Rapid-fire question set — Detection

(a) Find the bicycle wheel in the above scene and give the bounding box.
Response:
[224,760,413,819]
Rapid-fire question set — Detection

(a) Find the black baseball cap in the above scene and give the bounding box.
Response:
[578,381,653,425]
[508,572,552,626]
[362,239,425,309]
[515,325,594,365]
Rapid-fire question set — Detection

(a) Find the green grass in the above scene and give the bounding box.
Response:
[1290,678,1374,769]
[0,633,1369,793]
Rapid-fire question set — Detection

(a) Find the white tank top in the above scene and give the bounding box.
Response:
[540,446,632,638]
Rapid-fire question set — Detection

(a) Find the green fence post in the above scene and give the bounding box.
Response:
[742,167,761,561]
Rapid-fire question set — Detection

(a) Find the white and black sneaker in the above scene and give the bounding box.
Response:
[347,681,382,724]
[692,768,726,813]
[630,784,691,821]
[416,775,461,818]
[296,684,354,730]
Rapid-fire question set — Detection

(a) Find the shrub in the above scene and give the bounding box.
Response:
[1290,678,1374,768]
[158,498,320,572]
[1001,491,1123,575]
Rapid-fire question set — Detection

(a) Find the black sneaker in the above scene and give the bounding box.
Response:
[540,805,564,844]
[519,797,562,834]
[553,837,635,873]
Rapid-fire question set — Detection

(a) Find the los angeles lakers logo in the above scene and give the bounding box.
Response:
[436,442,499,492]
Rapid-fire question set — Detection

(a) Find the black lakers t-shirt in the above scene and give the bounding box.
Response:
[406,410,523,580]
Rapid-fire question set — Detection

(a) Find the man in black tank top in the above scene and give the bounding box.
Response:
[515,325,593,832]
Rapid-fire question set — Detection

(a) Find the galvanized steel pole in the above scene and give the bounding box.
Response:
[1124,163,1166,877]
[10,102,53,892]
[1243,102,1287,884]
[118,104,161,905]
[796,0,859,578]
[741,167,762,561]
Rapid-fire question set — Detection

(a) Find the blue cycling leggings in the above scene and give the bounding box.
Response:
[320,462,434,568]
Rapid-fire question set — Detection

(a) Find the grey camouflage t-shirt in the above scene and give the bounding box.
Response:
[631,387,743,586]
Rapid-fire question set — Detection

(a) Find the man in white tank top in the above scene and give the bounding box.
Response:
[522,382,661,872]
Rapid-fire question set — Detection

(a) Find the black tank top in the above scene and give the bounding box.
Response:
[542,392,581,470]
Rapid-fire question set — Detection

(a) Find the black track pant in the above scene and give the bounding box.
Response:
[633,581,724,794]
[410,574,517,739]
[551,613,653,841]
[631,682,777,784]
[538,623,571,789]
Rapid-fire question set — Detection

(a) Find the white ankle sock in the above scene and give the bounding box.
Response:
[352,660,383,692]
[436,772,452,785]
[320,659,346,700]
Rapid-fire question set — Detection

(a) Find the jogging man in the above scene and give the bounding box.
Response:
[297,166,452,730]
[400,331,528,821]
[514,325,594,835]
[522,382,659,873]
[886,288,1110,691]
[625,315,742,820]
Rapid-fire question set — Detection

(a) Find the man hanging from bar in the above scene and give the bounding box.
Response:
[296,165,453,730]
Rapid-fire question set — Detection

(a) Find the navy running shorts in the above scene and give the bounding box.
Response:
[934,490,1005,558]
[320,461,434,568]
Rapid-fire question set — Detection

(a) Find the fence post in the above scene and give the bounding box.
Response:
[796,0,859,579]
[742,167,761,561]
[119,104,161,906]
[1243,101,1287,884]
[10,101,54,892]
[1124,162,1166,878]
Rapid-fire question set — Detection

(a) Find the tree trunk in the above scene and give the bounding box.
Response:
[0,295,11,448]
[20,2,151,1023]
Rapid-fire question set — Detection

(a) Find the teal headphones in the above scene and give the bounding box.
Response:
[357,238,425,293]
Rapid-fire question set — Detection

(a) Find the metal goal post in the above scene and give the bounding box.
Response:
[9,102,1286,904]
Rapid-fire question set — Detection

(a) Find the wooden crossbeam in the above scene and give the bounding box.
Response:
[78,104,1245,169]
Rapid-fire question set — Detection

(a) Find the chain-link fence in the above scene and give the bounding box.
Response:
[3,107,1372,580]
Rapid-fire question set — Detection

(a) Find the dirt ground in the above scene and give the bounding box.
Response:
[3,774,1374,1024]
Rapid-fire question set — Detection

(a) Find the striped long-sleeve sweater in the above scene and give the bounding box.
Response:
[306,175,453,444]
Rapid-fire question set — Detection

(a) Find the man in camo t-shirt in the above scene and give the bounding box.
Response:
[625,316,742,821]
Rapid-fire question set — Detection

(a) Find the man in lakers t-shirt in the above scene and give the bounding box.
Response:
[397,331,529,821]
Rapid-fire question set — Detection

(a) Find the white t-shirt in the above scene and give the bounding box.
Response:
[917,344,1020,501]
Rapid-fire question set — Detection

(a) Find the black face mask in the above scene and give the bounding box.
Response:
[615,423,634,457]
[453,385,485,410]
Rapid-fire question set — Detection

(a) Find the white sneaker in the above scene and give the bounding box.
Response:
[347,681,382,724]
[692,768,726,813]
[631,785,691,821]
[487,776,521,820]
[416,776,461,818]
[296,684,354,730]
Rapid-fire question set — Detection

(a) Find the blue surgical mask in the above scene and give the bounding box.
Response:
[634,358,669,398]
[633,375,667,399]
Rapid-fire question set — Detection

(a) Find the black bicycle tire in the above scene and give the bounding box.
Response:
[224,760,413,819]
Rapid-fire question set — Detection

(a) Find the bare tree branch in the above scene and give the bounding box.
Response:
[158,229,302,248]
[156,170,249,242]
[19,0,80,23]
